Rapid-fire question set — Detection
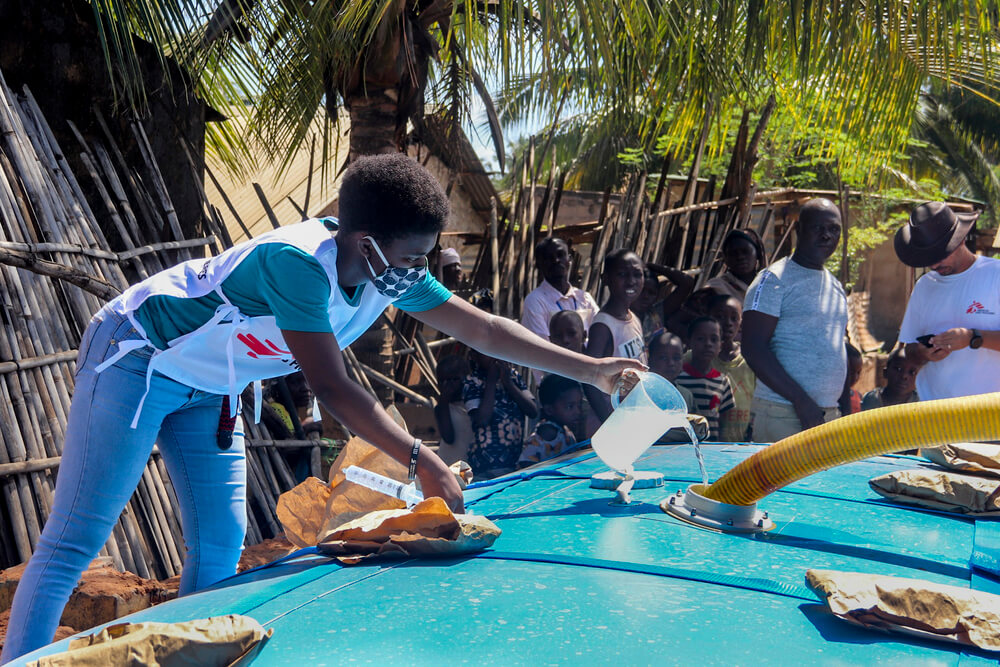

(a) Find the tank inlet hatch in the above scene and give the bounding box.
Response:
[660,484,775,533]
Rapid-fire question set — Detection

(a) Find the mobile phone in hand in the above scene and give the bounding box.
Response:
[916,334,935,347]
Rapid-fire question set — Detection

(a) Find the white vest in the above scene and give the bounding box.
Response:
[100,219,395,426]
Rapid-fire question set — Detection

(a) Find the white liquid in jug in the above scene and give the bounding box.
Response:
[591,404,689,473]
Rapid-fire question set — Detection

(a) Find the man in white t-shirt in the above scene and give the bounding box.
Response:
[521,237,600,340]
[895,202,1000,401]
[743,198,848,442]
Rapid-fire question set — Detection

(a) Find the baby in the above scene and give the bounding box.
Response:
[518,375,584,467]
[433,355,475,465]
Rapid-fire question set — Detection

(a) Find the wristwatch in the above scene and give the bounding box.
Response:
[970,329,984,349]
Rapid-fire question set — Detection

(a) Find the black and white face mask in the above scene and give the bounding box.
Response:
[363,236,427,298]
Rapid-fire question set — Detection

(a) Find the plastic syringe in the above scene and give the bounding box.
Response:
[344,465,423,507]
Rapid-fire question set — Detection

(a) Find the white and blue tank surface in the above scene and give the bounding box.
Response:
[11,439,1000,665]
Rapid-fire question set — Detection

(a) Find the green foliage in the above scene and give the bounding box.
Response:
[824,199,914,292]
[76,1,1000,187]
[500,4,1000,199]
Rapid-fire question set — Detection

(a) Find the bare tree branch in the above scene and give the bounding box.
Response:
[0,248,120,300]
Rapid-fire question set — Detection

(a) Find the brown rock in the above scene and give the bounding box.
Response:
[0,537,300,649]
[58,565,173,633]
[0,562,28,614]
[0,557,112,614]
[0,558,173,637]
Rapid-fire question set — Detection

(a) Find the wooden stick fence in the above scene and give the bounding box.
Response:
[0,70,309,578]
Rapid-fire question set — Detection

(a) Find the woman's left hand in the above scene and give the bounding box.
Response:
[589,357,647,395]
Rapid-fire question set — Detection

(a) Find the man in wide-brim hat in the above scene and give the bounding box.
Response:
[895,201,1000,401]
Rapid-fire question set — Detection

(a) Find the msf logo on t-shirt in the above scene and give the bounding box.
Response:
[966,300,996,315]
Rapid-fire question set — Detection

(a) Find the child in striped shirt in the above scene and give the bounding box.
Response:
[676,317,735,440]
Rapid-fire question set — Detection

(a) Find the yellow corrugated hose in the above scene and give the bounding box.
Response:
[703,392,1000,506]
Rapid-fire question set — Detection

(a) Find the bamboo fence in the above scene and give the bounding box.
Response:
[453,102,782,337]
[0,69,324,578]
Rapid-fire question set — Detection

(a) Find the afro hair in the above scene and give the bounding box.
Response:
[338,153,450,244]
[537,374,582,407]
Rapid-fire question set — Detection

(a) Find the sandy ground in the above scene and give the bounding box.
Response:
[0,536,298,652]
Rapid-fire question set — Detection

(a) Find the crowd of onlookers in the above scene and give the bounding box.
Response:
[278,197,987,481]
[430,197,940,479]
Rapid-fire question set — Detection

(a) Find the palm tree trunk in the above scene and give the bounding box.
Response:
[346,88,403,160]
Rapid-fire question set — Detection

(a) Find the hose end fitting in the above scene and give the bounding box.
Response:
[660,484,775,533]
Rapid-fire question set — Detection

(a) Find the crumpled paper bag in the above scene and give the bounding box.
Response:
[869,469,1000,516]
[922,443,1000,478]
[317,496,500,564]
[276,435,409,547]
[274,476,332,548]
[276,404,480,548]
[276,440,477,547]
[276,403,410,547]
[27,615,271,667]
[805,569,1000,651]
[451,460,474,488]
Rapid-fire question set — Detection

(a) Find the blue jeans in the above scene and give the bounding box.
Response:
[1,307,248,663]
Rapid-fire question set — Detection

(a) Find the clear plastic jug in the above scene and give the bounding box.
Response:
[591,371,690,473]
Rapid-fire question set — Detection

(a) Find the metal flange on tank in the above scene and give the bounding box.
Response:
[660,484,775,533]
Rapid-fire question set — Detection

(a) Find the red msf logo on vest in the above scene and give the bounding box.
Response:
[966,300,996,315]
[237,334,300,369]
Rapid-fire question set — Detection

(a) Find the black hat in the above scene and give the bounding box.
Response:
[893,202,979,268]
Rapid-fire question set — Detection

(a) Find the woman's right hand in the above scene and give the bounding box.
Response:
[417,449,465,513]
[589,357,648,395]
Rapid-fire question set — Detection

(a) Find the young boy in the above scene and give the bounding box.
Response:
[549,309,587,353]
[586,248,647,420]
[690,294,756,441]
[464,349,538,478]
[548,310,601,439]
[647,330,695,412]
[433,355,475,465]
[838,344,863,416]
[518,375,583,467]
[862,346,920,410]
[676,317,736,440]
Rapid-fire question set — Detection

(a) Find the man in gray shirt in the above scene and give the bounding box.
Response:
[742,198,848,442]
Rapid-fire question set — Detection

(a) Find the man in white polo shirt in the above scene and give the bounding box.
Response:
[895,202,1000,400]
[521,237,600,340]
